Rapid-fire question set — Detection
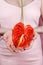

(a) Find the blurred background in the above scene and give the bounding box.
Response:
[39,16,43,54]
[39,16,43,64]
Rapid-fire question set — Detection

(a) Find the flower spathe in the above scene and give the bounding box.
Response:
[12,22,34,48]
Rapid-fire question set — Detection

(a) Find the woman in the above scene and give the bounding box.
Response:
[0,0,43,65]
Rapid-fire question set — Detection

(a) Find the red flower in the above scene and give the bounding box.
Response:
[12,22,24,47]
[12,22,34,48]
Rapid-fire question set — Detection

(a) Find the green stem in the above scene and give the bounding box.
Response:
[20,0,24,22]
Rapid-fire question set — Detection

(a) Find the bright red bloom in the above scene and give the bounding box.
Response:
[12,22,24,47]
[12,22,34,48]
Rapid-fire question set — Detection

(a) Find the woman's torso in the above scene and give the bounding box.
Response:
[0,0,41,55]
[0,1,42,65]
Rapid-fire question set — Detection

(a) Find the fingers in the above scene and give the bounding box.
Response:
[33,31,39,41]
[3,31,12,41]
[3,31,14,52]
[7,44,13,52]
[3,31,28,52]
[3,32,9,42]
[6,37,14,52]
[3,33,21,52]
[11,43,23,52]
[10,42,17,52]
[21,32,38,50]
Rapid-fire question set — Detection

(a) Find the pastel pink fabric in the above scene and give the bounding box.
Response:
[0,0,42,65]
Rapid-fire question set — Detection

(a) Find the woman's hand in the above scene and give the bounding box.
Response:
[3,30,37,53]
[3,31,24,53]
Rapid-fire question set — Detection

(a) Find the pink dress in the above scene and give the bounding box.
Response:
[0,0,42,65]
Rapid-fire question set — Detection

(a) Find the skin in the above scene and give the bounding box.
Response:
[4,0,43,52]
